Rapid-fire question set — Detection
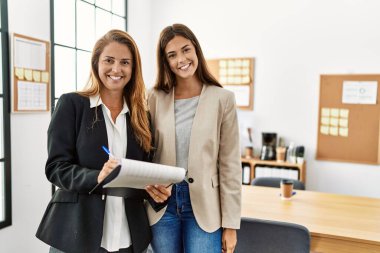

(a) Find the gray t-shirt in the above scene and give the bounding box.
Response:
[174,96,199,171]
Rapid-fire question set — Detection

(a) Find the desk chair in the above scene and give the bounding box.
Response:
[235,217,311,253]
[251,177,305,190]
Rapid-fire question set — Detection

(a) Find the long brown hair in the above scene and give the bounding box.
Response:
[79,29,151,152]
[154,23,222,93]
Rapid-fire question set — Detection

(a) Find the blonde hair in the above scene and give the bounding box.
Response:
[79,29,151,152]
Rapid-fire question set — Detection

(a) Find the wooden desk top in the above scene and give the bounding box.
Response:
[242,186,380,246]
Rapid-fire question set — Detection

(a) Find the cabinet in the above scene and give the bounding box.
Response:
[241,157,306,185]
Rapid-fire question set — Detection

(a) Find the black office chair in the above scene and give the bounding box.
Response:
[235,217,311,253]
[251,177,305,190]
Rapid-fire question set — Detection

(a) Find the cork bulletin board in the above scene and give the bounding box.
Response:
[207,57,254,110]
[316,74,380,164]
[11,33,50,112]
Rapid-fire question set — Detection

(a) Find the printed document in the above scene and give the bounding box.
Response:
[104,159,186,189]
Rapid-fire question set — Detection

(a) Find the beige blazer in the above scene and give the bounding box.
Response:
[146,84,242,232]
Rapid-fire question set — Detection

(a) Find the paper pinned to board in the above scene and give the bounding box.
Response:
[104,159,186,189]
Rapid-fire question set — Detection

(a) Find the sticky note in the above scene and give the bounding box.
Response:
[330,118,339,127]
[329,127,338,136]
[242,60,250,67]
[340,109,349,118]
[321,117,330,125]
[24,69,33,81]
[33,71,41,82]
[242,76,250,83]
[339,119,348,127]
[219,60,227,68]
[320,126,329,135]
[331,108,339,117]
[321,108,330,117]
[15,67,24,80]
[339,128,349,137]
[41,72,49,83]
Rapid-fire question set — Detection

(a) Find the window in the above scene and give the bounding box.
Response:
[51,0,127,104]
[0,0,11,229]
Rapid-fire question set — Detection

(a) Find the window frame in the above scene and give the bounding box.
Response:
[0,0,12,229]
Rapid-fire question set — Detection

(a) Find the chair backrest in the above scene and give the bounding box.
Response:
[251,177,305,190]
[235,217,311,253]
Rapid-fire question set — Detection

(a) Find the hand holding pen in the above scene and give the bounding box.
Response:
[97,146,119,183]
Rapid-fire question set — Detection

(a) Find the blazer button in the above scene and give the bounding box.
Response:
[188,178,194,183]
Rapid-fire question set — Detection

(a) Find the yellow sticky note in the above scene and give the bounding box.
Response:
[242,76,250,83]
[321,117,330,125]
[340,109,349,118]
[33,71,41,82]
[330,118,339,127]
[219,60,227,68]
[329,127,338,136]
[321,108,330,117]
[41,72,49,83]
[320,126,329,135]
[339,119,348,127]
[24,69,33,81]
[15,67,24,80]
[331,108,339,117]
[339,127,349,137]
[242,60,250,67]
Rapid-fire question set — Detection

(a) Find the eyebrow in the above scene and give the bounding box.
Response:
[103,56,132,61]
[166,44,191,55]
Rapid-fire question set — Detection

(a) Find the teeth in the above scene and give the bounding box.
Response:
[179,64,190,70]
[109,76,122,80]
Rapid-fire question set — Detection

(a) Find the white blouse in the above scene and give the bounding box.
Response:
[90,95,131,252]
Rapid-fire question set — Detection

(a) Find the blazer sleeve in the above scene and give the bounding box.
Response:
[218,92,242,229]
[45,94,99,193]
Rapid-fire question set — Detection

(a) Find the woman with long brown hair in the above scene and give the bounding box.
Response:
[146,24,242,253]
[36,29,170,253]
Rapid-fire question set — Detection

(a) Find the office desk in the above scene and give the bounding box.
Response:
[242,186,380,253]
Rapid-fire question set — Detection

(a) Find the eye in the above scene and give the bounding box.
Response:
[184,48,191,53]
[121,60,130,65]
[167,53,176,59]
[104,58,114,64]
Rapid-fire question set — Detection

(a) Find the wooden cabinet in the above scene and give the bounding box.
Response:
[241,157,306,184]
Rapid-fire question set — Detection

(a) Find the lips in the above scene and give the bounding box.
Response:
[178,63,191,70]
[108,75,123,80]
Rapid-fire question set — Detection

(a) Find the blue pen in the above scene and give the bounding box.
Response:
[102,146,114,158]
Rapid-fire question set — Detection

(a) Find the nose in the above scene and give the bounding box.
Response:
[111,62,121,72]
[177,52,186,64]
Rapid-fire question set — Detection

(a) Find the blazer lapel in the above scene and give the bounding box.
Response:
[187,85,207,170]
[154,88,177,167]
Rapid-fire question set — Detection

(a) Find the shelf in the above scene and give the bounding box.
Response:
[241,157,306,184]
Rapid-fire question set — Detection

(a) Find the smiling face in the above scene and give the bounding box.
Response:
[165,35,198,82]
[98,41,133,94]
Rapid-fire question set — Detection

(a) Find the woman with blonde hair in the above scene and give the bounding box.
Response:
[146,24,242,253]
[36,29,170,253]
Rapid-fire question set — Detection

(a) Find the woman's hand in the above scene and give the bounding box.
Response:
[222,228,237,253]
[145,185,171,203]
[97,158,119,183]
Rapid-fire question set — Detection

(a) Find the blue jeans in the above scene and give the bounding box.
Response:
[151,181,222,253]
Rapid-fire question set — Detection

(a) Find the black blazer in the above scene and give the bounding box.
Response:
[36,93,161,253]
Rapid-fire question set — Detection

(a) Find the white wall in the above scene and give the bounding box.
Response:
[133,0,380,198]
[0,0,51,252]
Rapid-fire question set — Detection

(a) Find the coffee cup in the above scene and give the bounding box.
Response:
[244,146,253,158]
[280,179,294,200]
[276,147,286,162]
